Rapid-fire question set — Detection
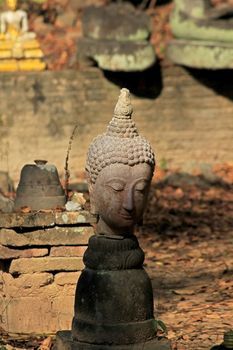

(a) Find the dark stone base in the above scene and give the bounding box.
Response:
[55,331,172,350]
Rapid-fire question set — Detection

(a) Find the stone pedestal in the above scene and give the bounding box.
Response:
[55,235,171,350]
[167,0,233,69]
[55,330,171,350]
[77,3,156,71]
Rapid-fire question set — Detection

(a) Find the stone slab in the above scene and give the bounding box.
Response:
[0,226,93,247]
[55,272,81,286]
[78,38,156,71]
[0,296,74,335]
[1,272,77,299]
[167,39,233,69]
[55,331,172,350]
[9,257,84,274]
[51,246,87,257]
[82,4,151,41]
[0,245,48,259]
[0,211,97,228]
[2,272,54,296]
[170,3,233,43]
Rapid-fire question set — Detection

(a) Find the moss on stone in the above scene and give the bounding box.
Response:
[93,46,156,72]
[171,13,233,43]
[167,40,233,69]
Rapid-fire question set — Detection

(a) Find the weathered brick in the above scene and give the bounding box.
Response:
[1,272,54,297]
[55,211,96,225]
[55,272,81,286]
[0,211,96,228]
[50,246,87,257]
[52,296,74,329]
[9,257,84,274]
[0,294,75,334]
[0,296,58,334]
[0,226,94,247]
[0,245,48,259]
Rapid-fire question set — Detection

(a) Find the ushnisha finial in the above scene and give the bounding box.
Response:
[107,88,138,138]
[114,88,133,119]
[86,88,155,184]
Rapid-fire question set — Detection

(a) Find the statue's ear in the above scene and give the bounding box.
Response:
[86,169,98,215]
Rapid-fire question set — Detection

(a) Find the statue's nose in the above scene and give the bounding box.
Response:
[122,187,134,212]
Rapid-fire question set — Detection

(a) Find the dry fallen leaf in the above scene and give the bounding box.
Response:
[20,206,31,213]
[38,336,53,350]
[172,289,196,296]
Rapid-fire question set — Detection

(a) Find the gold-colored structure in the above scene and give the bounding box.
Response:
[0,0,46,71]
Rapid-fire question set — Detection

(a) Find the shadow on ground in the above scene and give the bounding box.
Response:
[142,171,233,238]
[103,62,163,98]
[186,68,233,101]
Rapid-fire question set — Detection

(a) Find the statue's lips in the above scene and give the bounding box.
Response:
[119,212,134,221]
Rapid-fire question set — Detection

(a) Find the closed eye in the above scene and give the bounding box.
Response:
[106,180,125,192]
[134,181,148,193]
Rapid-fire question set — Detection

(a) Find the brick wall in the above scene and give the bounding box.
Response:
[0,66,232,182]
[0,211,95,335]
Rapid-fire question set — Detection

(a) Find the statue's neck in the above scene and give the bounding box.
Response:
[96,217,134,237]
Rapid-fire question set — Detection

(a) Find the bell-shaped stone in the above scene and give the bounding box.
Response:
[14,160,66,211]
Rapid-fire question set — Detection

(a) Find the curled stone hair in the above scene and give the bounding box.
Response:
[86,88,155,184]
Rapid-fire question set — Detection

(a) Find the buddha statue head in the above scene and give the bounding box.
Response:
[6,0,17,11]
[86,88,155,237]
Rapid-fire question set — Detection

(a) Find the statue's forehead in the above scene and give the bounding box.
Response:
[96,163,152,181]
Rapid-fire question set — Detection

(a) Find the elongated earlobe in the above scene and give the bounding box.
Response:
[86,169,98,215]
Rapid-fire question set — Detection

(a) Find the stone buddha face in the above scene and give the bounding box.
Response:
[92,163,153,236]
[86,88,155,237]
[6,0,17,11]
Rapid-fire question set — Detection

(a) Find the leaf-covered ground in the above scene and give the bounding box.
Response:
[137,163,233,350]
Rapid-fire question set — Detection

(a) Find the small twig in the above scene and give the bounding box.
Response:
[64,124,78,199]
[139,0,157,10]
[149,0,157,9]
[139,0,150,10]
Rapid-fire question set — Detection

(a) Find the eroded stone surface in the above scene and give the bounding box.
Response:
[0,296,74,335]
[0,226,93,247]
[14,161,66,211]
[1,272,54,294]
[82,3,151,41]
[51,246,87,257]
[168,0,233,68]
[9,257,84,274]
[78,38,155,72]
[0,199,93,335]
[0,245,48,259]
[0,210,96,228]
[167,39,233,69]
[171,0,233,42]
[56,330,171,350]
[55,272,81,286]
[78,3,155,72]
